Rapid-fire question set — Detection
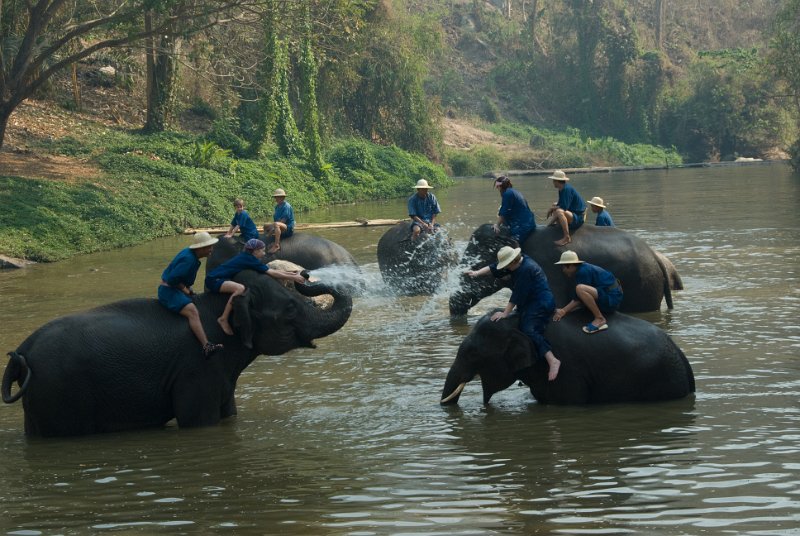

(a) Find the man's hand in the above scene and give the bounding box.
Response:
[491,311,507,322]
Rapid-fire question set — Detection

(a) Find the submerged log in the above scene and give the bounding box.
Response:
[184,218,406,235]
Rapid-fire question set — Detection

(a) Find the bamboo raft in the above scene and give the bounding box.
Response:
[183,218,405,235]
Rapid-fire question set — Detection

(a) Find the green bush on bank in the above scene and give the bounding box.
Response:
[0,131,450,263]
[443,121,682,177]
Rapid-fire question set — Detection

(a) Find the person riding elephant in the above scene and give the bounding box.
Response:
[2,270,353,437]
[440,310,695,406]
[408,179,441,240]
[377,221,458,295]
[492,175,535,244]
[449,223,681,316]
[545,169,587,246]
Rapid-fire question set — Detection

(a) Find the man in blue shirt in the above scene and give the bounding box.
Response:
[552,250,623,334]
[158,232,223,358]
[206,238,308,336]
[225,198,260,241]
[408,179,441,240]
[588,196,614,227]
[545,170,586,246]
[263,188,295,253]
[493,176,535,244]
[465,246,561,381]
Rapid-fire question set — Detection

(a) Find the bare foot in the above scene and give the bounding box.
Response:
[554,236,571,246]
[217,317,234,336]
[547,358,561,381]
[268,244,281,254]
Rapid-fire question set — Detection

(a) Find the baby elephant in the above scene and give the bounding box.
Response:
[441,311,695,406]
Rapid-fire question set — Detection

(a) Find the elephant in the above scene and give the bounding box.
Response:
[2,270,353,437]
[440,310,695,406]
[450,224,682,316]
[377,222,459,295]
[208,232,359,273]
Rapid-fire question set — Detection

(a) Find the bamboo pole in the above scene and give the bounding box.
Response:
[183,218,406,235]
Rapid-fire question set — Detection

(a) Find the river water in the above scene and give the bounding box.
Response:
[0,164,798,534]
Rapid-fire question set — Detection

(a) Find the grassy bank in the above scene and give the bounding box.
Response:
[0,130,450,262]
[444,120,683,177]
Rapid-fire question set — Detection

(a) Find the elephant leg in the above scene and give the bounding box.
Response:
[172,384,222,428]
[220,393,237,419]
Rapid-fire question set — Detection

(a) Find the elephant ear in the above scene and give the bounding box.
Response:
[504,330,537,373]
[232,292,254,349]
[478,331,534,404]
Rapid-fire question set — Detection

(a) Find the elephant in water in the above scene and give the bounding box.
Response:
[2,270,353,437]
[377,222,458,295]
[208,232,359,273]
[450,224,682,316]
[441,311,695,406]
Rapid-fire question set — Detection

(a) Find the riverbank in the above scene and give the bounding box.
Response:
[485,158,790,177]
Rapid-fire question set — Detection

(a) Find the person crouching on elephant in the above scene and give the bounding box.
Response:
[545,170,586,246]
[408,179,441,240]
[225,198,260,241]
[493,175,535,245]
[263,188,295,254]
[205,238,308,336]
[158,231,224,358]
[465,245,561,381]
[588,196,614,227]
[553,250,623,334]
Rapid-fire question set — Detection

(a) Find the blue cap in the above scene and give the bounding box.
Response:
[244,239,266,251]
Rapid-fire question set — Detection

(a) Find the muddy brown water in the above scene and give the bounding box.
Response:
[0,165,798,534]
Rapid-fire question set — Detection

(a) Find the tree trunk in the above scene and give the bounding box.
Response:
[0,105,10,149]
[144,18,180,133]
[655,0,665,50]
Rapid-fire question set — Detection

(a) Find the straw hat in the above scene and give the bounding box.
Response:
[272,188,287,197]
[189,231,219,249]
[554,250,584,265]
[548,170,569,181]
[414,179,433,189]
[496,246,522,269]
[587,196,606,208]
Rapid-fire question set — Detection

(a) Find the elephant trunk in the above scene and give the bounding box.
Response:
[295,282,354,342]
[440,358,472,405]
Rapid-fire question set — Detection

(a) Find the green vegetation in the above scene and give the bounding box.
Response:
[444,121,682,177]
[0,131,449,262]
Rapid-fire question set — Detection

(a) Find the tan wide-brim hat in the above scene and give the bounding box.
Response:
[272,188,287,197]
[555,250,584,264]
[548,170,569,181]
[414,179,433,189]
[190,231,219,249]
[496,246,522,269]
[587,196,606,208]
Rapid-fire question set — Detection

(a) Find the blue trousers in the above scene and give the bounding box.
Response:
[518,303,555,361]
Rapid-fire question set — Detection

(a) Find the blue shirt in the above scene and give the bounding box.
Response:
[498,188,535,241]
[490,255,555,314]
[161,248,201,288]
[557,183,586,215]
[231,210,259,241]
[273,201,295,232]
[206,252,268,286]
[595,211,614,227]
[407,192,441,223]
[571,262,617,300]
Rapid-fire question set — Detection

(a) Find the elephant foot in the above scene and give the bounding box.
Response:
[217,317,234,336]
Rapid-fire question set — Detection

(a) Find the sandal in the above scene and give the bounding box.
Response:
[203,341,224,358]
[582,323,608,334]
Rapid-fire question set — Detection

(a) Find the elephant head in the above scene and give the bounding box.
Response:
[441,310,695,406]
[230,269,352,354]
[449,224,518,315]
[377,222,459,295]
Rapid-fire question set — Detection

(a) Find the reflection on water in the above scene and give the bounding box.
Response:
[1,165,799,534]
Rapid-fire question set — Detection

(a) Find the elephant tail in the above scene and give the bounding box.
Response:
[2,351,31,404]
[655,254,674,310]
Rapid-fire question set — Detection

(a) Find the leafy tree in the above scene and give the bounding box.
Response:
[769,0,800,169]
[0,0,247,149]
